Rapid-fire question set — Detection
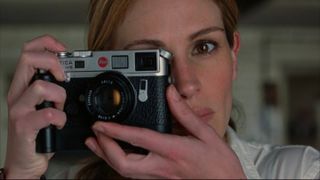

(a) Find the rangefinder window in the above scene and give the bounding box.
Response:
[135,52,157,71]
[112,55,129,69]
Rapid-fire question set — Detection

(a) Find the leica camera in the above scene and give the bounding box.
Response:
[34,49,172,153]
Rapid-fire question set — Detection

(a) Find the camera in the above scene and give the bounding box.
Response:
[35,49,173,153]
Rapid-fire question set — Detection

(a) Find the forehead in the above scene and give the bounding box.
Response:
[115,0,223,42]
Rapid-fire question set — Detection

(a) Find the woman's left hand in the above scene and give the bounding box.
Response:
[85,85,246,179]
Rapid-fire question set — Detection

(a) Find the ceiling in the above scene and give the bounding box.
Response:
[0,0,319,27]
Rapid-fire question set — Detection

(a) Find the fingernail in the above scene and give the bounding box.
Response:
[85,139,96,151]
[61,44,67,50]
[63,72,68,81]
[57,42,67,51]
[59,73,65,81]
[93,124,104,133]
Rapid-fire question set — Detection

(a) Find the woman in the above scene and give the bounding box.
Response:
[3,0,319,179]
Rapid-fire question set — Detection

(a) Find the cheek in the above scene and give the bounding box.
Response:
[198,61,234,134]
[199,61,234,97]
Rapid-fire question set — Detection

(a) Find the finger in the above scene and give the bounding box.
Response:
[85,137,107,160]
[92,130,129,171]
[30,108,66,130]
[167,85,213,141]
[92,129,172,179]
[8,51,65,106]
[11,108,66,152]
[87,132,146,163]
[14,108,66,137]
[16,80,66,111]
[21,51,65,81]
[92,122,178,159]
[23,35,66,52]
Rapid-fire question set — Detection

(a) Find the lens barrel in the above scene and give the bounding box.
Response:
[86,71,136,122]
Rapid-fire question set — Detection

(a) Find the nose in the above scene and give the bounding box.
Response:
[171,57,200,99]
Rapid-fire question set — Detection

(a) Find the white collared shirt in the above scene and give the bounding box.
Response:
[227,127,320,179]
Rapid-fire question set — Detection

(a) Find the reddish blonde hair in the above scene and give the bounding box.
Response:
[88,0,239,50]
[88,0,131,50]
[214,0,239,46]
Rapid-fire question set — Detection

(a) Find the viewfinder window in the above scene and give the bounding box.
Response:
[135,52,157,71]
[75,60,85,69]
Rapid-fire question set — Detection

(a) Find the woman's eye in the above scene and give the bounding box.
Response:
[192,41,216,55]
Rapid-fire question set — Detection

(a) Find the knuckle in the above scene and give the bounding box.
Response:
[44,35,61,49]
[41,34,55,41]
[38,34,56,45]
[42,108,55,120]
[22,41,32,51]
[31,80,65,104]
[19,51,32,65]
[31,80,47,95]
[43,108,66,127]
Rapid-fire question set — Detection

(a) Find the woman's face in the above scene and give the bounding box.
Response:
[112,0,239,138]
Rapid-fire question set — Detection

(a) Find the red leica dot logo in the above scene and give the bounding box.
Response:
[98,57,108,68]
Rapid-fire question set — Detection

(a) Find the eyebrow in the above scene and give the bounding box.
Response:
[189,26,225,40]
[123,39,165,50]
[123,26,225,49]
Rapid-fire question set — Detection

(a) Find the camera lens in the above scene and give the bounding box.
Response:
[86,71,136,122]
[95,86,121,116]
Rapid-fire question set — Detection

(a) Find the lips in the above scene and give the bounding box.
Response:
[192,107,215,122]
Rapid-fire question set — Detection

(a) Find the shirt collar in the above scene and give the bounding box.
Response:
[227,127,261,179]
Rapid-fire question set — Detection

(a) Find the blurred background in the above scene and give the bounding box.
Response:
[0,0,319,167]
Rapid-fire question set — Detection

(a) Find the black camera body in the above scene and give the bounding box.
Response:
[35,49,172,153]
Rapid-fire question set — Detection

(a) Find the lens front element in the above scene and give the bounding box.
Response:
[95,85,121,116]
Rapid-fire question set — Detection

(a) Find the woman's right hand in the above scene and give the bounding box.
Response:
[4,35,67,179]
